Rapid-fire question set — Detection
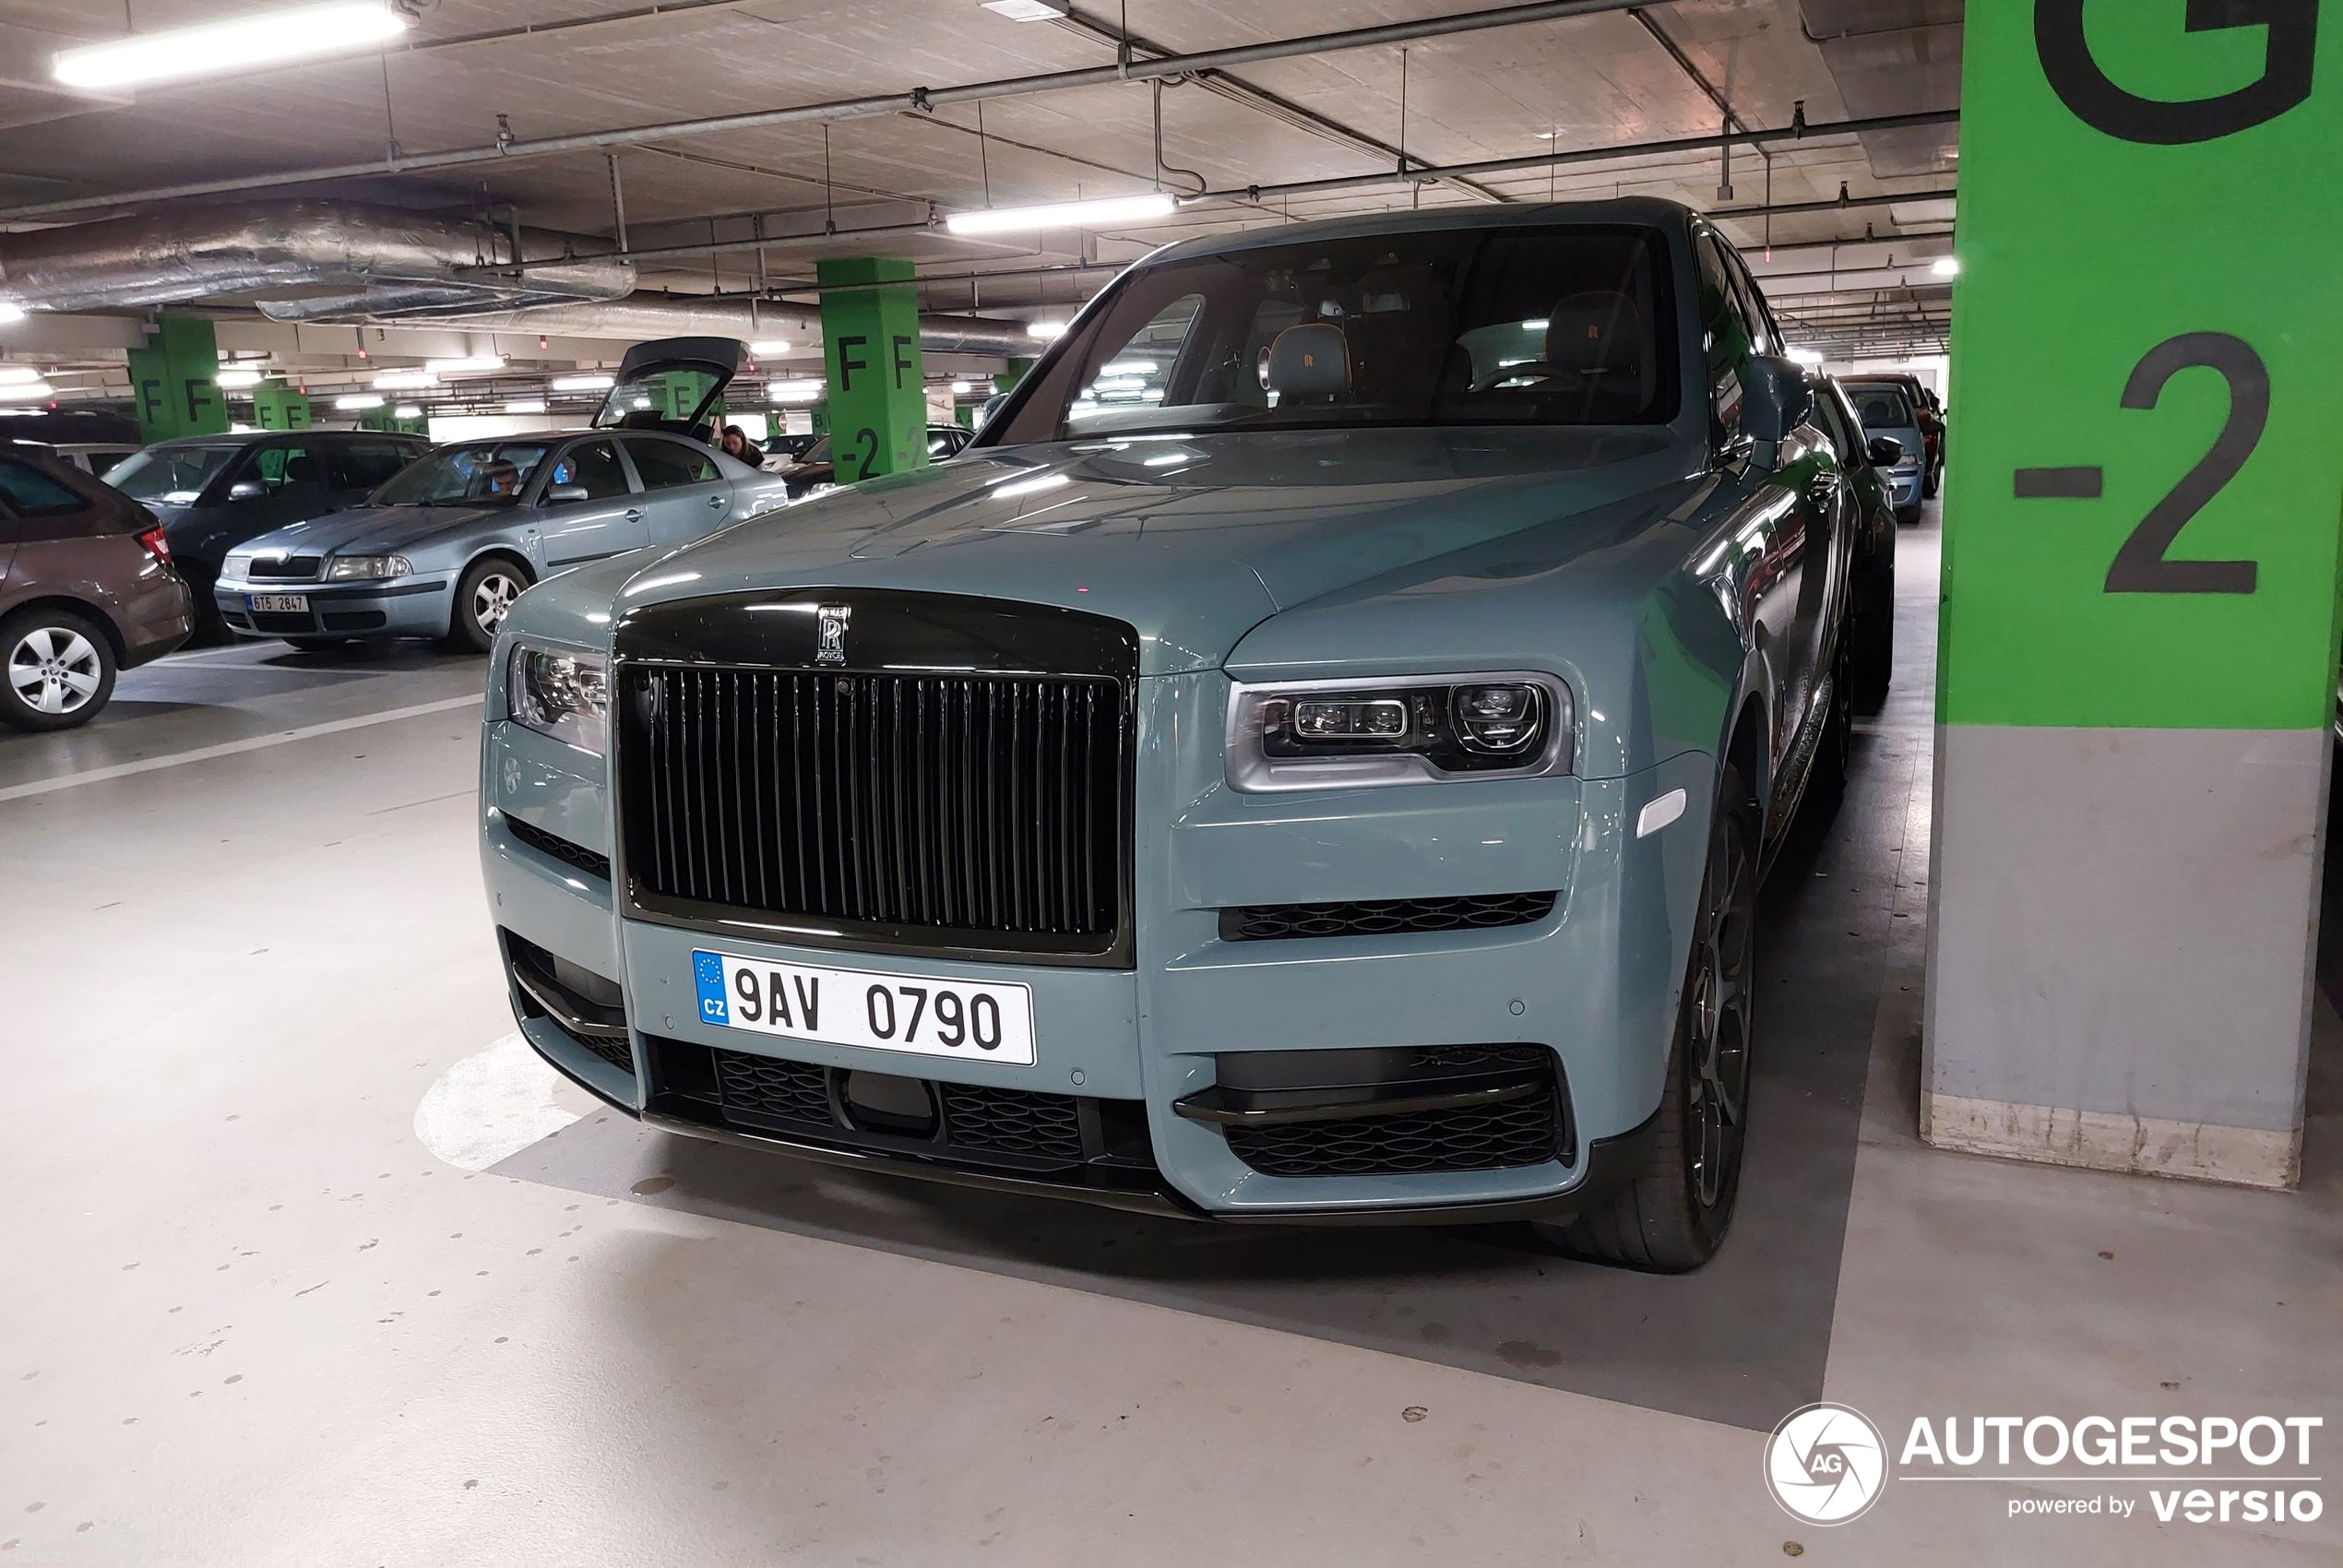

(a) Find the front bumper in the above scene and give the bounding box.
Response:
[214,573,451,639]
[1887,466,1924,508]
[479,674,1714,1224]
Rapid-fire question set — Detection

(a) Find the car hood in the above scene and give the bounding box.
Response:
[238,504,514,559]
[610,426,1696,673]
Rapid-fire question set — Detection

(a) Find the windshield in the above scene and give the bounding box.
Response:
[1847,386,1916,430]
[105,444,240,504]
[798,435,830,465]
[992,225,1676,443]
[371,442,551,506]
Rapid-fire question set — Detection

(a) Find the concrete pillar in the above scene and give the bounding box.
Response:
[816,256,926,484]
[1924,5,2342,1189]
[126,315,229,442]
[250,381,312,432]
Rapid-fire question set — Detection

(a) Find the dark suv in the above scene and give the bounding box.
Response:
[104,430,427,637]
[0,450,192,731]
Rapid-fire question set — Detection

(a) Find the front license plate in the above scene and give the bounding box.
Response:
[249,593,309,612]
[691,949,1037,1066]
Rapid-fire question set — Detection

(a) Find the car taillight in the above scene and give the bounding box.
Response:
[136,526,171,563]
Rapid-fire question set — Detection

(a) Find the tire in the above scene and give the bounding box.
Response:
[0,607,117,732]
[1921,464,1940,500]
[1851,556,1895,715]
[446,556,529,654]
[1895,501,1923,528]
[1540,762,1757,1272]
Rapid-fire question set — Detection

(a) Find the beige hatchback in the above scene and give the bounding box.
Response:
[0,448,192,731]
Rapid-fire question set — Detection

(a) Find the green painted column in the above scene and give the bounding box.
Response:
[250,381,312,432]
[125,315,229,442]
[817,256,926,483]
[358,406,428,437]
[1925,3,2342,1188]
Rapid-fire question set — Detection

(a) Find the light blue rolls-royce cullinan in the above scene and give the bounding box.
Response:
[476,199,1896,1271]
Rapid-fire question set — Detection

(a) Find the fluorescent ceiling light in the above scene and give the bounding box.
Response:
[373,368,437,390]
[1786,347,1825,366]
[1025,320,1069,341]
[425,354,505,375]
[214,367,266,389]
[949,379,973,395]
[503,398,546,415]
[749,339,793,356]
[981,0,1071,19]
[1931,256,1961,277]
[946,192,1177,236]
[0,365,47,386]
[333,393,383,410]
[53,2,409,90]
[0,303,25,325]
[550,373,615,392]
[0,380,54,401]
[392,403,422,419]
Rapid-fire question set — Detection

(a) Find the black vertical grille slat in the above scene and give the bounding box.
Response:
[621,660,1125,956]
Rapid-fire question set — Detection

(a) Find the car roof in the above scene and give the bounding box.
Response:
[1138,195,1695,268]
[147,429,423,449]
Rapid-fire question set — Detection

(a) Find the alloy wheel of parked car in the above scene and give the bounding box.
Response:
[447,558,530,654]
[0,609,117,732]
[1544,763,1757,1272]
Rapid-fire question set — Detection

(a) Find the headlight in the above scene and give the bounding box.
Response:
[325,554,411,580]
[1227,672,1572,792]
[507,646,609,755]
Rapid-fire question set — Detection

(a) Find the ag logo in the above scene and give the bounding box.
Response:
[1764,1403,1887,1526]
[815,603,850,666]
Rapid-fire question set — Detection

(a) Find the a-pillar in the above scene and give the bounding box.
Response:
[816,256,926,484]
[126,315,230,442]
[1926,6,2342,1188]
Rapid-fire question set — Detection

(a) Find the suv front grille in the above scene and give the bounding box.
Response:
[620,664,1126,958]
[664,1038,1118,1175]
[1219,891,1556,942]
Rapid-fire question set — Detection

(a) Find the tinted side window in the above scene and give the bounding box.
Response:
[0,458,90,518]
[333,440,417,492]
[627,440,718,489]
[86,450,131,478]
[1814,386,1861,465]
[239,445,327,494]
[1722,246,1779,357]
[549,440,631,501]
[1695,236,1754,438]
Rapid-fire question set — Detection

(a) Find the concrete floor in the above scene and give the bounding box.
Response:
[4,506,2337,1565]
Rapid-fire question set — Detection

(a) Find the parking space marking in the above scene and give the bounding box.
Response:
[0,694,482,803]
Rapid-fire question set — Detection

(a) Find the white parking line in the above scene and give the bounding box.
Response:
[0,694,482,803]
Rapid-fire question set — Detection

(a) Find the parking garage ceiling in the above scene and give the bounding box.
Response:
[0,0,1962,397]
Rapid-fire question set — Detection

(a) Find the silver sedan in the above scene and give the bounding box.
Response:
[213,430,792,651]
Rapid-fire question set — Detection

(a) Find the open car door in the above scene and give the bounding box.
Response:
[590,337,747,441]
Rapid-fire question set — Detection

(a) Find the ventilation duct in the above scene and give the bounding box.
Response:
[0,199,1040,357]
[0,199,635,317]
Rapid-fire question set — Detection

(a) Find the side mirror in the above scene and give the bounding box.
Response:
[544,484,589,504]
[227,479,266,501]
[1867,435,1906,467]
[1738,355,1814,470]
